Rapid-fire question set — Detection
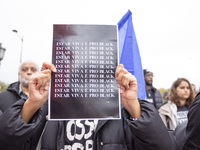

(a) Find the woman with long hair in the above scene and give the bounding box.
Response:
[159,78,195,130]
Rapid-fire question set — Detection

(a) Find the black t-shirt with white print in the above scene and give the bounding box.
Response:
[177,105,188,125]
[64,120,98,150]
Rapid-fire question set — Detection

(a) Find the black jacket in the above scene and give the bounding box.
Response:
[0,96,177,150]
[183,92,200,150]
[175,121,187,150]
[0,82,47,150]
[147,86,163,110]
[0,82,21,112]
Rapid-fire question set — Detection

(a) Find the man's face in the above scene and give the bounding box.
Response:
[18,61,38,88]
[144,72,153,86]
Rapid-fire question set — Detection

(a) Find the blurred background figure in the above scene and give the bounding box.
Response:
[159,78,195,130]
[0,85,1,93]
[191,83,197,97]
[162,91,169,104]
[143,69,162,110]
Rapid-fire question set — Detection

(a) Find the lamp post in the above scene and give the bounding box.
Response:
[0,43,6,65]
[12,29,23,63]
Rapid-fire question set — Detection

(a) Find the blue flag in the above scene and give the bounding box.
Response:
[118,10,146,100]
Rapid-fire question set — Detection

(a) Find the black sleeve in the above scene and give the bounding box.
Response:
[0,99,43,150]
[174,121,187,150]
[126,100,176,150]
[183,92,200,150]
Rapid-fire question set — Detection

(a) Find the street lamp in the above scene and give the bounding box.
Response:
[0,43,6,65]
[12,29,23,63]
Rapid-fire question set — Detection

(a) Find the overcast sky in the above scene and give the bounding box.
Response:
[0,0,200,90]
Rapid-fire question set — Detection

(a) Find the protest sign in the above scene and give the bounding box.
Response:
[49,24,120,120]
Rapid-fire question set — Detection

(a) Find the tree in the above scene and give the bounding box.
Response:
[0,81,9,92]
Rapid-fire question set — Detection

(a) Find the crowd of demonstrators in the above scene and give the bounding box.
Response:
[159,78,195,130]
[143,69,163,110]
[0,60,200,150]
[0,60,39,115]
[0,62,178,150]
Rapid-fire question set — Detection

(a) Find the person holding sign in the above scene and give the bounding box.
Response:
[0,62,176,150]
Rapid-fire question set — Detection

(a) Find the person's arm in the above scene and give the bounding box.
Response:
[0,62,56,150]
[115,64,141,119]
[116,64,177,150]
[21,62,56,123]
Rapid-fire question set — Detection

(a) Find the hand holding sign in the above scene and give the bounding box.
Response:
[21,62,56,123]
[115,64,141,119]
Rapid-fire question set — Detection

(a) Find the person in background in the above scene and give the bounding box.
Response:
[191,83,197,97]
[159,78,195,130]
[162,91,169,104]
[0,62,177,150]
[143,69,162,110]
[0,85,1,92]
[0,60,39,113]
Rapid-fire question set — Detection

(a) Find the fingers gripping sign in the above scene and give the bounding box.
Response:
[115,64,141,119]
[115,64,137,102]
[22,70,51,123]
[22,62,56,123]
[29,62,56,102]
[29,69,51,103]
[41,62,57,72]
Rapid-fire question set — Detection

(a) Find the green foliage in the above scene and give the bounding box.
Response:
[159,88,170,103]
[159,88,170,95]
[0,81,9,92]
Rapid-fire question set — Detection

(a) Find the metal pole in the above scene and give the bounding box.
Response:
[12,30,23,63]
[20,37,23,63]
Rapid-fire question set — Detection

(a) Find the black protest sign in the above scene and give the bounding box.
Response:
[49,24,120,120]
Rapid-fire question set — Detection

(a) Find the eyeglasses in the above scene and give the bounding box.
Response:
[145,74,154,77]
